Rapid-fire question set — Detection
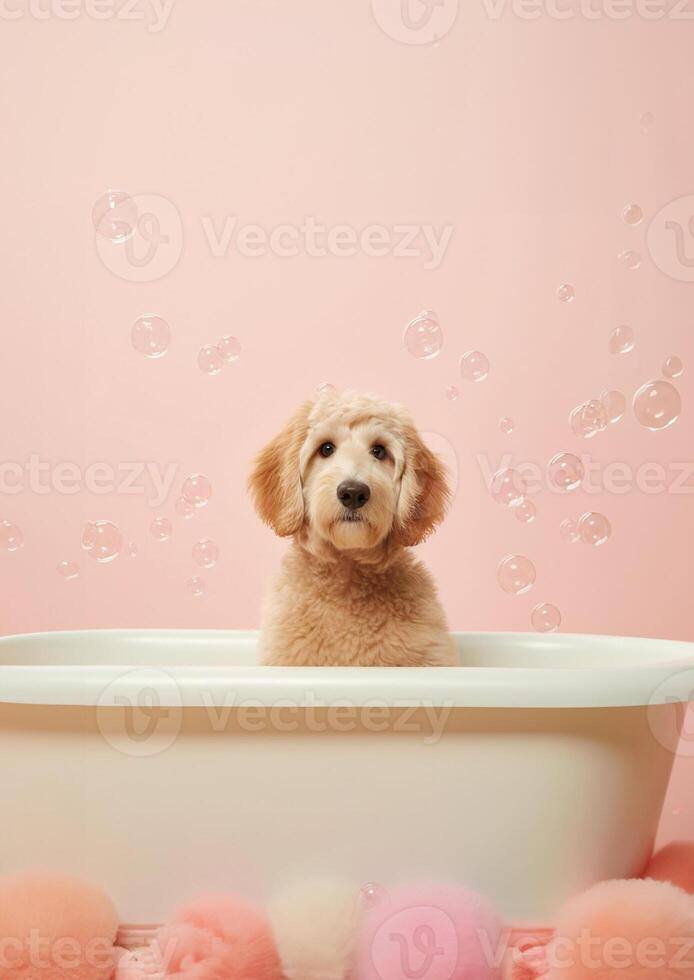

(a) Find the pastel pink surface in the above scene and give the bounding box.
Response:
[645,842,694,895]
[0,872,119,980]
[155,894,282,980]
[355,882,503,980]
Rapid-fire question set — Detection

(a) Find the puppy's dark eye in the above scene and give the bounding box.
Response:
[371,444,387,460]
[319,442,336,458]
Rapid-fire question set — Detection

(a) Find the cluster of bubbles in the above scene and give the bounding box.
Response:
[198,335,241,375]
[497,556,561,632]
[570,390,626,438]
[561,513,611,547]
[403,312,491,392]
[64,473,217,595]
[0,520,23,552]
[92,190,137,243]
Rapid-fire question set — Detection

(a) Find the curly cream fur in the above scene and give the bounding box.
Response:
[249,390,456,667]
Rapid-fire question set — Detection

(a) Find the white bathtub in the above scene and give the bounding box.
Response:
[0,629,692,924]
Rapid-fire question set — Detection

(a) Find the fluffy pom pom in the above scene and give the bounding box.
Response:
[546,878,694,979]
[355,882,504,980]
[0,871,119,980]
[269,877,359,980]
[646,843,694,895]
[153,894,282,980]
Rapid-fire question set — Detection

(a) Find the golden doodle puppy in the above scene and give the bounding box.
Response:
[249,390,457,666]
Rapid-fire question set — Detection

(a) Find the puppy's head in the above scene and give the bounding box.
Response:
[249,390,450,559]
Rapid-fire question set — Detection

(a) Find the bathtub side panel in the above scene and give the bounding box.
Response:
[0,703,677,922]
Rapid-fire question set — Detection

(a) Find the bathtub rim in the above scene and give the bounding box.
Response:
[0,627,693,708]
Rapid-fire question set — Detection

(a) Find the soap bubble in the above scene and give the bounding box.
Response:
[131,314,170,358]
[92,190,137,243]
[531,602,561,633]
[515,499,536,524]
[198,345,225,375]
[218,335,241,362]
[622,204,643,226]
[640,112,654,131]
[548,453,584,492]
[600,390,626,424]
[490,468,527,507]
[0,521,23,551]
[193,539,219,568]
[82,521,122,562]
[460,350,489,382]
[57,560,79,579]
[182,474,212,507]
[570,399,607,439]
[560,518,581,544]
[578,512,611,546]
[361,883,388,906]
[187,575,206,597]
[633,380,681,430]
[557,284,575,303]
[499,417,514,435]
[126,542,138,558]
[497,555,536,595]
[404,310,443,359]
[663,356,684,379]
[175,496,196,520]
[619,249,642,270]
[445,386,459,401]
[609,325,635,355]
[150,517,172,541]
[316,382,336,395]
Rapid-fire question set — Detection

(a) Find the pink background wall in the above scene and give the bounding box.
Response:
[1,0,693,844]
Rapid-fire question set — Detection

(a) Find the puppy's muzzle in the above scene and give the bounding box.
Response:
[337,480,370,511]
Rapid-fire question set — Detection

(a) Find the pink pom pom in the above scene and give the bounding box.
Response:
[0,872,119,980]
[645,843,694,895]
[546,878,694,979]
[355,882,503,980]
[153,894,282,980]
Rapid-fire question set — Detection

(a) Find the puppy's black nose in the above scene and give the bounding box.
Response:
[337,481,370,510]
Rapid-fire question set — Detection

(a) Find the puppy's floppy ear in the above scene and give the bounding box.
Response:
[394,425,451,547]
[249,401,312,537]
